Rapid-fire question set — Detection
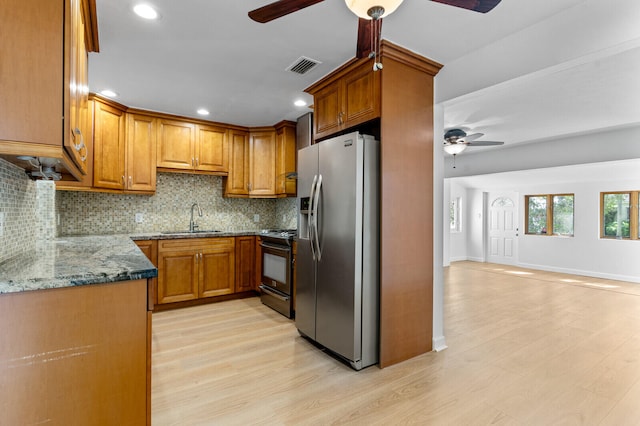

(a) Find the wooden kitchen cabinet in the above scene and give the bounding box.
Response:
[157,118,229,174]
[306,58,380,141]
[93,98,126,189]
[156,119,195,171]
[275,121,297,197]
[92,98,157,193]
[157,238,235,305]
[126,113,158,192]
[135,239,158,308]
[0,0,98,180]
[248,129,276,197]
[196,124,229,173]
[224,129,250,196]
[0,279,150,425]
[235,236,256,292]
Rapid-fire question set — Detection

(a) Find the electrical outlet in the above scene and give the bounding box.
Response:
[253,214,260,223]
[135,213,144,223]
[0,212,4,237]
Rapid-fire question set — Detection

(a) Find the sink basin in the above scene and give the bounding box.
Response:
[161,230,222,235]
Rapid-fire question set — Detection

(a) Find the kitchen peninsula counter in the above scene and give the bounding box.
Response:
[0,235,157,294]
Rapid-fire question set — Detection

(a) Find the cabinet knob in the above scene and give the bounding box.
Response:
[338,111,344,125]
[195,157,199,167]
[129,176,132,187]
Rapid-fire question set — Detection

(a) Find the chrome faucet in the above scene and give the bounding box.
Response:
[189,202,202,232]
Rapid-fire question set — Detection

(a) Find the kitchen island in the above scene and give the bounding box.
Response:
[0,235,157,425]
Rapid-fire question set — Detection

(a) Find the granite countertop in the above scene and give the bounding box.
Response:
[129,230,259,240]
[0,230,293,295]
[0,235,158,295]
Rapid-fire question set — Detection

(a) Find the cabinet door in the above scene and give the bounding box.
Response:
[66,0,89,174]
[276,125,297,197]
[343,64,380,127]
[199,247,235,298]
[225,130,249,196]
[249,130,276,196]
[157,249,199,304]
[126,114,157,192]
[196,124,228,173]
[157,119,195,170]
[93,100,126,189]
[235,236,255,292]
[313,82,342,139]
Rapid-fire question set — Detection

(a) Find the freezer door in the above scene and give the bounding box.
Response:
[315,133,361,362]
[295,145,318,339]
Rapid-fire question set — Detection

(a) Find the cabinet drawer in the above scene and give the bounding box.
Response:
[158,237,235,251]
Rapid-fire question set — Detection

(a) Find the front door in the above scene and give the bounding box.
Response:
[487,192,518,265]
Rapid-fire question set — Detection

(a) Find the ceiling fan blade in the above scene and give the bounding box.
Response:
[430,0,502,13]
[248,0,324,23]
[463,132,483,142]
[466,141,504,146]
[356,18,383,59]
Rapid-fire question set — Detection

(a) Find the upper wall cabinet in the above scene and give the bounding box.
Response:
[275,121,297,197]
[157,119,229,175]
[0,0,99,180]
[91,98,157,193]
[224,129,250,197]
[248,129,277,197]
[306,59,380,141]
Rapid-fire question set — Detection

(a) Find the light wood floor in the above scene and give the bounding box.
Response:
[151,262,640,425]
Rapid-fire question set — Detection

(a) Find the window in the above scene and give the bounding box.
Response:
[525,194,574,236]
[450,197,461,233]
[601,191,639,240]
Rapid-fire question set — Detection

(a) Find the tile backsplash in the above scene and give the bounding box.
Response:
[0,159,38,263]
[57,172,298,236]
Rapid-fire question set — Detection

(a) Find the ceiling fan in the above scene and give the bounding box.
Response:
[443,128,504,167]
[248,0,502,61]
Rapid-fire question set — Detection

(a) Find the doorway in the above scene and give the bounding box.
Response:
[485,192,519,265]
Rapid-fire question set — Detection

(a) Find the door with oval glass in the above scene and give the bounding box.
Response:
[487,192,519,265]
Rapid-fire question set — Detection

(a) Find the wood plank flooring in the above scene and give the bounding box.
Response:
[152,261,640,425]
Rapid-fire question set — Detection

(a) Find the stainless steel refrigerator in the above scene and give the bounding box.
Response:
[296,131,379,370]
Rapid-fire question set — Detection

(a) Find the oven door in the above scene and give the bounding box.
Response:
[260,241,292,295]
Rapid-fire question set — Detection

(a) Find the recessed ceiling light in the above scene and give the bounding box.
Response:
[197,108,210,116]
[133,4,159,20]
[100,89,118,98]
[294,99,307,107]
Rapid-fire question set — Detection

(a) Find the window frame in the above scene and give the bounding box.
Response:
[524,193,575,237]
[600,191,639,240]
[450,196,462,233]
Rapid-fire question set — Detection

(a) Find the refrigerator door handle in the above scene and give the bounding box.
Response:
[313,174,323,261]
[308,174,318,261]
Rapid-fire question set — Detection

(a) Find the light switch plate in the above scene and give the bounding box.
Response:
[135,213,144,223]
[0,212,4,237]
[253,214,260,223]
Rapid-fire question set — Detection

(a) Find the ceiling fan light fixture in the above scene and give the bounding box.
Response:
[345,0,404,19]
[444,143,467,155]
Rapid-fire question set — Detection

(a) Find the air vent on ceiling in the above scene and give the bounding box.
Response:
[286,56,321,75]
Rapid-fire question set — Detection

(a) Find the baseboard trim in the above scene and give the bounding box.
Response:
[517,262,640,284]
[432,336,448,352]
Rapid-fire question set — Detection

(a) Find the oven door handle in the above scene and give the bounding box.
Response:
[259,285,290,302]
[259,241,292,252]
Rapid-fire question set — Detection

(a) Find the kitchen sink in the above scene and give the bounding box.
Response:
[161,230,222,235]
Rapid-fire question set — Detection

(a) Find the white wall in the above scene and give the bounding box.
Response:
[447,175,640,283]
[516,178,639,282]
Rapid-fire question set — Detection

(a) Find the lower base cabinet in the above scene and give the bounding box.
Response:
[0,279,151,425]
[157,237,235,304]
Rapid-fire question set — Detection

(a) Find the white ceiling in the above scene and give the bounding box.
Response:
[90,0,640,151]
